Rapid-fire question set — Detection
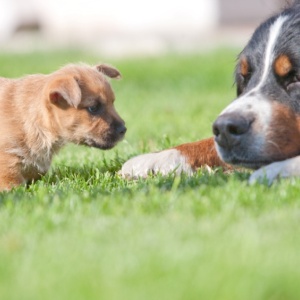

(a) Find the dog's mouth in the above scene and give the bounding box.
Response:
[228,158,273,169]
[88,141,116,150]
[216,146,274,169]
[218,144,300,170]
[83,139,117,150]
[219,149,292,169]
[83,133,124,150]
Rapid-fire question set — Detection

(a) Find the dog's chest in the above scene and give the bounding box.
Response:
[7,144,56,181]
[20,149,53,181]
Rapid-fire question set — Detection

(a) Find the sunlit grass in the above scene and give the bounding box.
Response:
[1,49,300,300]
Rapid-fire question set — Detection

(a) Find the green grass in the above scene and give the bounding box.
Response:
[1,49,300,300]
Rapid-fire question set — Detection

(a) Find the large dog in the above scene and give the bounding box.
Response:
[121,2,300,184]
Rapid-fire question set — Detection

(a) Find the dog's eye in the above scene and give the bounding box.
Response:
[236,72,251,96]
[241,72,251,83]
[283,71,300,91]
[87,103,102,115]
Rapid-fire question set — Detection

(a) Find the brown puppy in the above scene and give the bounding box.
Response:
[0,63,126,190]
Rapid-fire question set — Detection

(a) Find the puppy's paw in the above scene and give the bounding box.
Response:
[249,157,300,185]
[120,149,193,179]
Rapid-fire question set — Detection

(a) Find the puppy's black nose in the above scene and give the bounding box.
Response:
[212,113,253,149]
[117,124,127,135]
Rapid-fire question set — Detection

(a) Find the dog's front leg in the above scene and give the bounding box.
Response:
[0,154,25,191]
[249,156,300,185]
[120,137,230,179]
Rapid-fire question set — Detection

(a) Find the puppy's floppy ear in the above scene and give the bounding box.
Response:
[48,76,81,108]
[96,64,122,79]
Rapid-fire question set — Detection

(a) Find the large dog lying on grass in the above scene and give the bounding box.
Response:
[121,2,300,184]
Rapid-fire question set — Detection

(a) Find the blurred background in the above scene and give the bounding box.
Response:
[0,0,293,56]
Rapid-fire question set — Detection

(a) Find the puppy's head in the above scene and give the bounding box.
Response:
[212,5,300,169]
[47,63,126,150]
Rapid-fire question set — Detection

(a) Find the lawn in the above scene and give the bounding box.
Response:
[1,50,300,300]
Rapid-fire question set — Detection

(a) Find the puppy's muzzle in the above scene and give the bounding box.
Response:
[116,123,127,136]
[213,113,254,150]
[113,122,127,139]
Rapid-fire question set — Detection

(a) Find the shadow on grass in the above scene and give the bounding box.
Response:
[0,163,250,206]
[44,165,249,192]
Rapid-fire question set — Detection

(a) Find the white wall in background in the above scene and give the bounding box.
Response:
[0,0,219,41]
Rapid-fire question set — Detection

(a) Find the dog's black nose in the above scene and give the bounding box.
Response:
[212,113,253,149]
[117,124,127,135]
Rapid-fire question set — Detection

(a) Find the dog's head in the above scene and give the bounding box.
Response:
[213,4,300,169]
[46,63,126,150]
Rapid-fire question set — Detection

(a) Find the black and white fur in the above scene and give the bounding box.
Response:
[213,2,300,183]
[121,2,300,184]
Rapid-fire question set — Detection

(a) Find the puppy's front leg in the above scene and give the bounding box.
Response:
[249,156,300,185]
[120,137,230,179]
[0,154,25,191]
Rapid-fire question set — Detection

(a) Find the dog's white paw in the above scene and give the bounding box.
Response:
[249,162,285,185]
[249,156,300,185]
[120,149,193,179]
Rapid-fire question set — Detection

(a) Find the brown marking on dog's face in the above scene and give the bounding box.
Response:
[274,54,292,77]
[240,56,249,78]
[236,56,251,96]
[174,137,231,170]
[47,64,126,150]
[265,102,300,160]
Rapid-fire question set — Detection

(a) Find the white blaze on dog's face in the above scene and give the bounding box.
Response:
[213,7,300,169]
[47,64,126,150]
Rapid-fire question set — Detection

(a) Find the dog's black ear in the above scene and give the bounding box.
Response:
[96,64,122,79]
[289,0,300,8]
[48,76,81,108]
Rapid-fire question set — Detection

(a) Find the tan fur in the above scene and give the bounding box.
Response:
[240,56,249,77]
[265,102,300,160]
[0,63,125,190]
[274,54,292,77]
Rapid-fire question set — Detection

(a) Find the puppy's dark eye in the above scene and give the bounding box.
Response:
[87,103,102,115]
